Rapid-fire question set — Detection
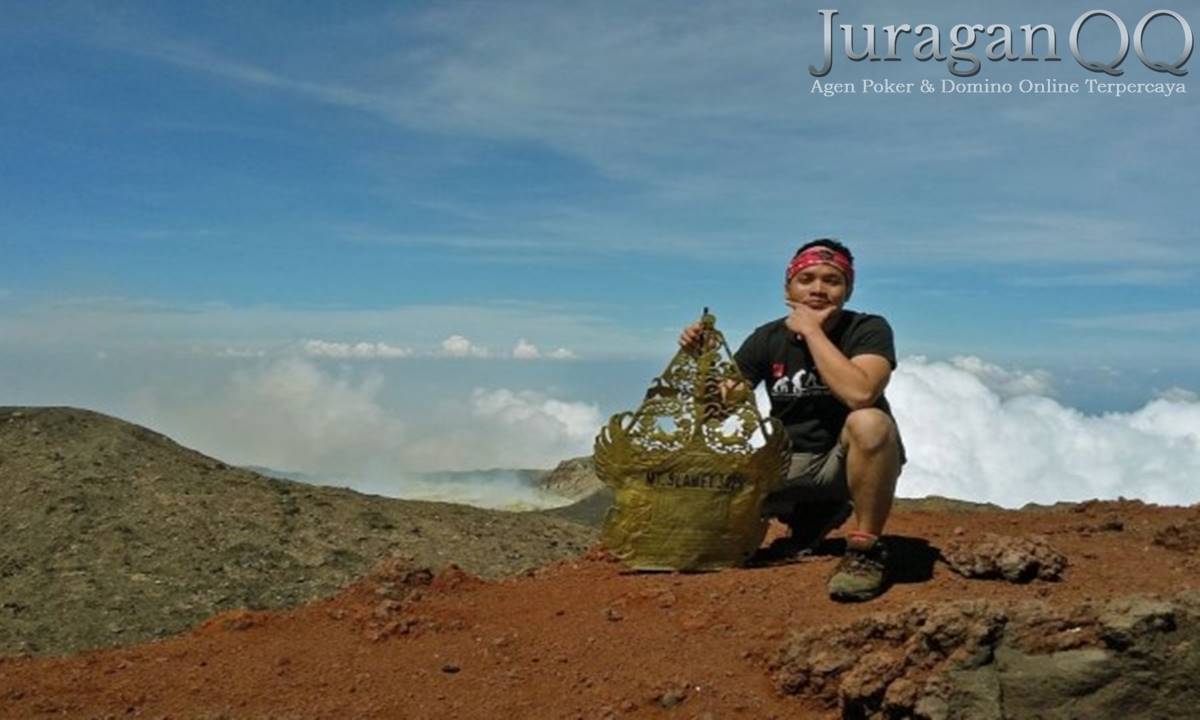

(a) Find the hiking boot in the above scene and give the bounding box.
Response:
[828,536,889,602]
[781,500,853,552]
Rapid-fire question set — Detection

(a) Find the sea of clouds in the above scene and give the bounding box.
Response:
[140,355,1199,509]
[889,356,1200,507]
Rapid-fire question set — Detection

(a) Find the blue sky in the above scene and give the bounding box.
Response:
[2,1,1198,498]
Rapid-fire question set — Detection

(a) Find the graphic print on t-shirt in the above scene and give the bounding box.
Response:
[769,365,830,399]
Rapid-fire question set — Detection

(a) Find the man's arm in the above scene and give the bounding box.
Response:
[786,303,892,410]
[805,332,891,409]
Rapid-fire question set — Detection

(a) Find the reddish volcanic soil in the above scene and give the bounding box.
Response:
[3,501,1198,720]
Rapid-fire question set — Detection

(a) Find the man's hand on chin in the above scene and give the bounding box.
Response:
[785,301,837,339]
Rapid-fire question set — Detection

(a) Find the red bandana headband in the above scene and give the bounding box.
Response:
[786,246,854,287]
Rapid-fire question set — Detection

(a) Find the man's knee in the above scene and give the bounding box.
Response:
[841,408,897,454]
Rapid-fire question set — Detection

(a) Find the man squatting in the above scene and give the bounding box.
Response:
[679,239,904,601]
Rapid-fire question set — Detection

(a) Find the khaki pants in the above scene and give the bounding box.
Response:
[761,446,849,517]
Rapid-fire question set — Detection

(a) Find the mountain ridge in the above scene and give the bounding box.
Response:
[0,406,595,657]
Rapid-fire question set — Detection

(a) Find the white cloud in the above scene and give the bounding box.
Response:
[512,338,540,359]
[890,357,1200,507]
[948,355,1054,398]
[393,386,602,473]
[425,384,600,470]
[511,339,577,360]
[440,334,490,357]
[146,358,408,478]
[472,388,600,440]
[1156,387,1199,403]
[131,358,602,501]
[303,339,412,359]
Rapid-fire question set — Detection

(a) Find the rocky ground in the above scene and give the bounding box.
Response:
[2,407,1199,718]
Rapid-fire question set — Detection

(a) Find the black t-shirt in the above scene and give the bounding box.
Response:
[733,310,904,462]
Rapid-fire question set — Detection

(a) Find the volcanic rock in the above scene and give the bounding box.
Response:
[941,533,1067,582]
[1154,510,1200,553]
[772,591,1200,720]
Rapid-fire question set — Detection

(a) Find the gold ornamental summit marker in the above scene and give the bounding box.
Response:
[594,309,791,571]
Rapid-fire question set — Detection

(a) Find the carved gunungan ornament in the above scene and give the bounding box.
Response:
[594,309,791,571]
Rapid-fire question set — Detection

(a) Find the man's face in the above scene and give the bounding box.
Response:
[786,263,850,309]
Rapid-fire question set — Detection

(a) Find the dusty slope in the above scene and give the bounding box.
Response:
[2,499,1198,719]
[0,407,595,658]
